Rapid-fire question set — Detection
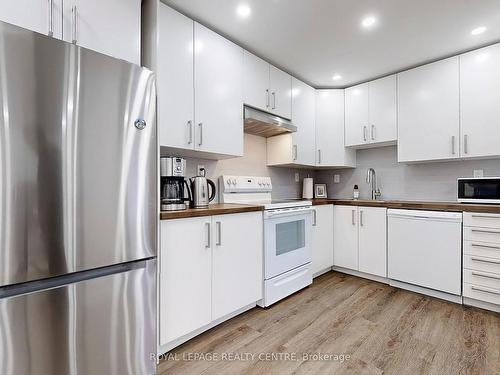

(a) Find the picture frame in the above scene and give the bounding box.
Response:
[314,183,327,198]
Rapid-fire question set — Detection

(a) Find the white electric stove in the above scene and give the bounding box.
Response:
[219,175,313,307]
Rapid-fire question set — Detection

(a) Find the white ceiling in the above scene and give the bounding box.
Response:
[163,0,500,88]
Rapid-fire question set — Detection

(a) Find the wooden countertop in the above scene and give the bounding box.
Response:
[160,203,264,220]
[310,198,500,213]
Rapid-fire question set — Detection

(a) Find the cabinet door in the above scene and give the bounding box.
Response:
[157,5,194,149]
[460,44,500,159]
[194,23,244,157]
[212,213,263,320]
[291,78,316,166]
[269,65,292,119]
[345,83,369,146]
[398,57,460,162]
[0,0,63,39]
[333,206,358,270]
[369,75,397,144]
[315,90,356,167]
[312,205,334,275]
[159,217,212,345]
[243,51,270,111]
[358,207,387,277]
[63,0,141,64]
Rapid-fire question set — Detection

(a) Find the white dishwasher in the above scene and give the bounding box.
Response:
[388,209,462,295]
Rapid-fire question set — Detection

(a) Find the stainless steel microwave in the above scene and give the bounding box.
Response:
[458,177,500,204]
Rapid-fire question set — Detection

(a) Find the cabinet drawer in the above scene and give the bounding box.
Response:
[463,212,500,229]
[463,283,500,306]
[463,241,500,259]
[464,254,500,274]
[464,226,500,244]
[464,269,500,290]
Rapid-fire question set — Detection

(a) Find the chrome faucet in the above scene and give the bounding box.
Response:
[366,168,381,200]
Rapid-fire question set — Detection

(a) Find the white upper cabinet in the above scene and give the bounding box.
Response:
[345,75,396,147]
[0,0,63,39]
[460,44,500,159]
[194,23,244,157]
[157,5,194,150]
[397,57,460,163]
[243,51,270,111]
[63,0,141,64]
[315,90,356,167]
[269,65,292,119]
[292,78,316,165]
[345,83,369,146]
[368,75,397,145]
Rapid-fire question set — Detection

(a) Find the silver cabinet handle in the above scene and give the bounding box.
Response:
[471,257,500,265]
[471,243,500,250]
[215,221,222,246]
[360,210,364,226]
[47,0,54,36]
[471,214,500,219]
[187,120,193,144]
[363,126,367,142]
[471,286,500,296]
[71,5,78,44]
[471,229,500,234]
[198,122,203,146]
[371,125,375,141]
[451,135,455,155]
[272,92,276,109]
[464,134,469,154]
[266,89,270,108]
[292,144,297,161]
[351,210,356,225]
[205,222,211,248]
[317,149,322,164]
[312,210,317,226]
[471,272,500,281]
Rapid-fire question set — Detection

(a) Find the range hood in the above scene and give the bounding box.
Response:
[243,106,297,138]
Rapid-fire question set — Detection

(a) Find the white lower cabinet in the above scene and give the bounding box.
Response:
[463,212,500,310]
[212,213,263,320]
[159,212,263,347]
[311,205,334,275]
[333,205,387,277]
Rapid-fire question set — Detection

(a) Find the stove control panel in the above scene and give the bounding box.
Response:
[220,175,272,193]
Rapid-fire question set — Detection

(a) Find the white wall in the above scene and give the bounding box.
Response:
[164,134,315,201]
[315,146,500,201]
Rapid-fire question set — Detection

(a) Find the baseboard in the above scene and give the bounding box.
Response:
[463,297,500,313]
[389,279,462,304]
[157,302,257,356]
[313,267,333,278]
[332,266,389,285]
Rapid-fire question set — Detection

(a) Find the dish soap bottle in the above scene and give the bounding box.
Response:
[353,185,359,200]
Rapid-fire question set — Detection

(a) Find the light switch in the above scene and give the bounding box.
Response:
[473,169,484,178]
[295,173,300,182]
[334,174,340,183]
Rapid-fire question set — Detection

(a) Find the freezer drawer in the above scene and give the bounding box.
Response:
[0,260,156,375]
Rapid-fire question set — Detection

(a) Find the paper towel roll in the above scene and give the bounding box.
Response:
[302,178,314,199]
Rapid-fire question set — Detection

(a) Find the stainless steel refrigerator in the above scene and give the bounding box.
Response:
[0,21,157,375]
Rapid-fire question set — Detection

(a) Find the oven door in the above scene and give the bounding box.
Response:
[264,207,313,279]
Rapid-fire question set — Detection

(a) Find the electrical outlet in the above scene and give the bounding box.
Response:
[334,174,340,183]
[473,169,484,178]
[295,173,300,182]
[197,165,205,176]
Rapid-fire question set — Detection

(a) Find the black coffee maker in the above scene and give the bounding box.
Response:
[160,157,192,211]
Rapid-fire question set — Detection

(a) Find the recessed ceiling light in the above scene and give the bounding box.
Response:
[332,74,342,81]
[236,4,251,19]
[361,16,377,28]
[471,26,486,35]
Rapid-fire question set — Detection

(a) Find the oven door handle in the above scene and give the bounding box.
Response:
[265,207,314,219]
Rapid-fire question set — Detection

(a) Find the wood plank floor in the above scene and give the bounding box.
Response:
[157,272,500,375]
